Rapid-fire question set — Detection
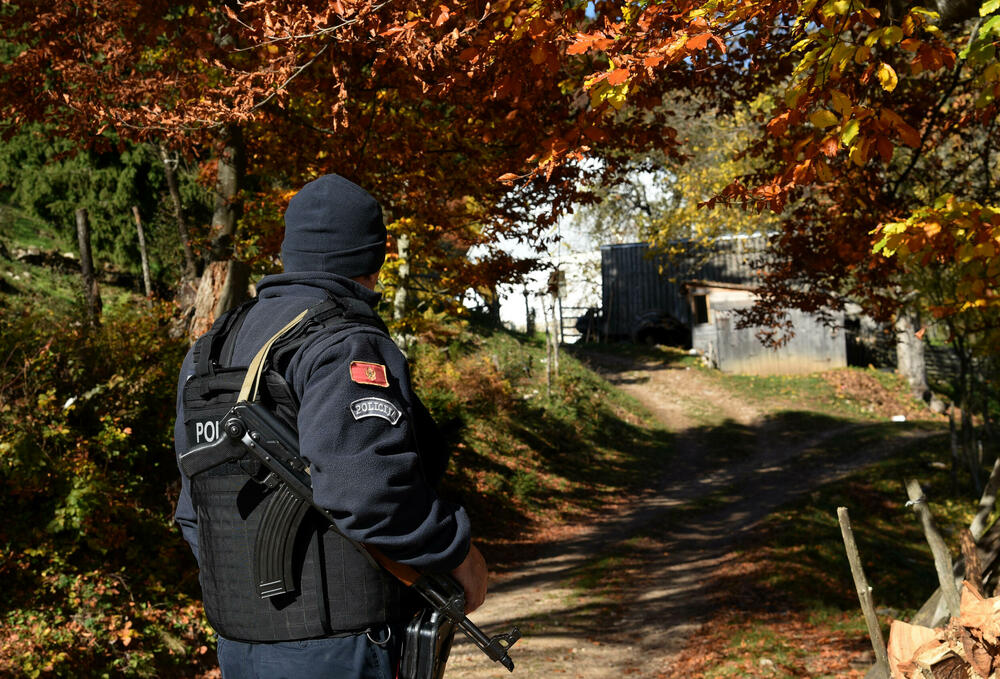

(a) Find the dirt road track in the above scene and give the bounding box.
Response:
[444,355,929,679]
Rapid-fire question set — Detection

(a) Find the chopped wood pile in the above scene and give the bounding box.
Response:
[888,582,1000,679]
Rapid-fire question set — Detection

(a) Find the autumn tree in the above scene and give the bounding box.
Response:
[7,0,993,343]
[3,0,733,333]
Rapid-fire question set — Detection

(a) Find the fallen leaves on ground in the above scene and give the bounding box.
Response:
[822,369,943,421]
[670,553,870,678]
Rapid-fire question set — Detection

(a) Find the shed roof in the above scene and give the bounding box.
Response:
[682,279,758,293]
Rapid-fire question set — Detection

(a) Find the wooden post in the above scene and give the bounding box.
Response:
[524,285,535,335]
[547,270,560,380]
[960,529,983,595]
[131,206,152,297]
[392,233,410,323]
[969,456,1000,540]
[837,507,890,679]
[544,299,553,399]
[905,479,962,617]
[75,207,102,327]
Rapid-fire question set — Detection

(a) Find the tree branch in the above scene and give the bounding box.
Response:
[887,19,983,202]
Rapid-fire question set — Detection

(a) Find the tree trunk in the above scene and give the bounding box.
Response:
[392,233,410,322]
[905,479,962,618]
[488,284,501,328]
[159,144,197,278]
[895,308,929,400]
[209,124,245,263]
[188,260,249,340]
[188,125,247,337]
[131,206,152,297]
[75,208,102,327]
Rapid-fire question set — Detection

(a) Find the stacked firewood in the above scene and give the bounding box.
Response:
[889,582,1000,679]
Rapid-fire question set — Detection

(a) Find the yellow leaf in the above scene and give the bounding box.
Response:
[849,138,869,166]
[830,89,852,116]
[865,28,885,47]
[841,118,860,144]
[877,63,898,92]
[881,26,904,47]
[831,42,855,67]
[809,109,839,128]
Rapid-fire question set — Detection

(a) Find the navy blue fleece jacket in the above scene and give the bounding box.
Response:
[173,272,471,572]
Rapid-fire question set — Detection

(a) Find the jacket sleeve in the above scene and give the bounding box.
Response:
[290,328,471,573]
[172,350,200,563]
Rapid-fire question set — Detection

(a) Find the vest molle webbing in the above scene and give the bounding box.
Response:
[182,298,406,641]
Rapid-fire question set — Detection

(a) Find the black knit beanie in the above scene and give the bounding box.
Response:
[280,174,387,277]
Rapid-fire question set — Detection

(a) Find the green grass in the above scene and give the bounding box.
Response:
[752,430,970,611]
[723,371,835,403]
[1,203,69,252]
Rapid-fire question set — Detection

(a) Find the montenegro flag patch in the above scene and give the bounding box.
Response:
[349,361,389,388]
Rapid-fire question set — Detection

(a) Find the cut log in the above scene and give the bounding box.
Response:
[864,510,1000,679]
[188,260,250,340]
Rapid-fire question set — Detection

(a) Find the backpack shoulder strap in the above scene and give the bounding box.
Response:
[237,297,389,404]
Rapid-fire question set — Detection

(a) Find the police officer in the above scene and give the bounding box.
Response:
[174,174,487,679]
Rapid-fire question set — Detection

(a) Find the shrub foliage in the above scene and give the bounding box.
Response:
[0,300,214,678]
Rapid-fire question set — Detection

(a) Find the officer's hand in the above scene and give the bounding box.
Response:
[451,543,488,613]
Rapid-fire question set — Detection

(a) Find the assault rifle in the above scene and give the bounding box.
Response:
[179,401,521,673]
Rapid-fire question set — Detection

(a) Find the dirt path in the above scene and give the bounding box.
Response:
[444,354,926,679]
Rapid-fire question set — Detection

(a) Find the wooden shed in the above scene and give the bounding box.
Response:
[685,280,847,375]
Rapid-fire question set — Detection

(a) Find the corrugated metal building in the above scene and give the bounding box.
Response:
[600,236,768,338]
[600,238,847,375]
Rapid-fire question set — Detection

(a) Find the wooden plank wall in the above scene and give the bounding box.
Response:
[711,305,847,375]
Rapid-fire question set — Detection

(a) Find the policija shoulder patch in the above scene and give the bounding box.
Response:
[350,397,403,425]
[349,361,389,388]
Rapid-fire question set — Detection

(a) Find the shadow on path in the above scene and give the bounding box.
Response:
[446,357,942,679]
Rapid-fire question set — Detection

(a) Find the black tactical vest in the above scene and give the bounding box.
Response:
[181,297,407,641]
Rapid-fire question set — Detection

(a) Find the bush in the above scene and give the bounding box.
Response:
[0,300,216,678]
